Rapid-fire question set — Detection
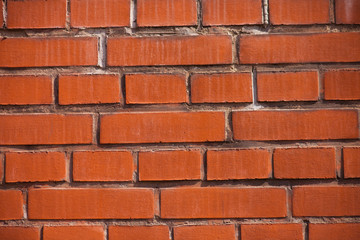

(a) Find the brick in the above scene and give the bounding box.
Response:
[107,35,232,66]
[239,32,360,64]
[139,150,201,181]
[293,186,360,217]
[7,0,66,29]
[269,0,330,25]
[336,0,360,24]
[43,226,104,240]
[0,1,3,28]
[323,70,360,100]
[0,38,98,67]
[109,226,169,240]
[161,187,287,218]
[0,156,3,183]
[0,190,23,220]
[28,188,154,219]
[232,110,358,141]
[59,75,120,105]
[100,112,225,144]
[309,223,360,240]
[137,0,197,26]
[241,224,303,240]
[343,147,360,178]
[5,152,67,183]
[191,73,252,103]
[174,225,236,240]
[273,148,336,179]
[71,0,130,27]
[202,0,262,26]
[0,227,40,240]
[257,72,319,102]
[0,76,53,105]
[0,114,93,145]
[73,151,133,182]
[207,149,271,180]
[126,74,187,104]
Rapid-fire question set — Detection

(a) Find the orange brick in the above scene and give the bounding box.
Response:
[174,225,236,240]
[0,227,40,240]
[269,0,330,25]
[107,36,232,66]
[293,186,360,217]
[336,0,360,24]
[43,226,104,240]
[0,38,98,67]
[239,32,360,64]
[126,74,187,104]
[5,152,66,183]
[257,72,319,102]
[309,223,360,240]
[109,226,169,240]
[202,0,262,26]
[274,148,336,179]
[137,0,197,26]
[207,149,271,180]
[7,0,66,29]
[0,1,3,28]
[161,188,287,218]
[232,110,358,141]
[191,73,252,103]
[59,75,120,105]
[73,151,133,182]
[343,147,360,178]
[71,0,130,27]
[241,224,303,240]
[0,76,53,105]
[323,70,360,100]
[100,112,225,144]
[0,114,93,145]
[139,150,201,181]
[0,190,23,220]
[28,188,154,219]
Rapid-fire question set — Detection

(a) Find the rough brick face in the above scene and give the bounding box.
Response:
[174,225,236,240]
[309,223,360,240]
[323,70,360,100]
[335,0,360,24]
[0,190,23,220]
[343,147,360,178]
[241,224,303,240]
[109,226,170,240]
[43,226,105,240]
[0,227,40,240]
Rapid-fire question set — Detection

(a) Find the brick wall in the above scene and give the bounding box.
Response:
[1,0,360,239]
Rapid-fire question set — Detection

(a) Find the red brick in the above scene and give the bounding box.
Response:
[174,225,235,240]
[0,227,40,240]
[0,1,3,28]
[161,187,287,218]
[336,0,360,24]
[0,156,3,183]
[43,226,104,240]
[7,0,66,29]
[232,110,358,141]
[71,0,130,27]
[0,190,23,220]
[343,147,360,178]
[323,70,360,100]
[137,0,197,26]
[107,36,232,66]
[202,0,262,26]
[239,32,360,64]
[0,114,93,145]
[28,188,154,219]
[109,226,169,240]
[139,150,201,181]
[241,224,303,240]
[309,223,360,240]
[0,76,52,105]
[274,148,336,179]
[0,38,98,68]
[100,112,225,144]
[126,74,187,104]
[257,72,319,102]
[73,151,133,182]
[191,73,252,103]
[207,149,271,180]
[269,0,330,25]
[5,152,66,183]
[293,186,360,217]
[59,75,120,105]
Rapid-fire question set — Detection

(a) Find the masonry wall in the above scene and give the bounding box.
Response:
[0,0,360,239]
